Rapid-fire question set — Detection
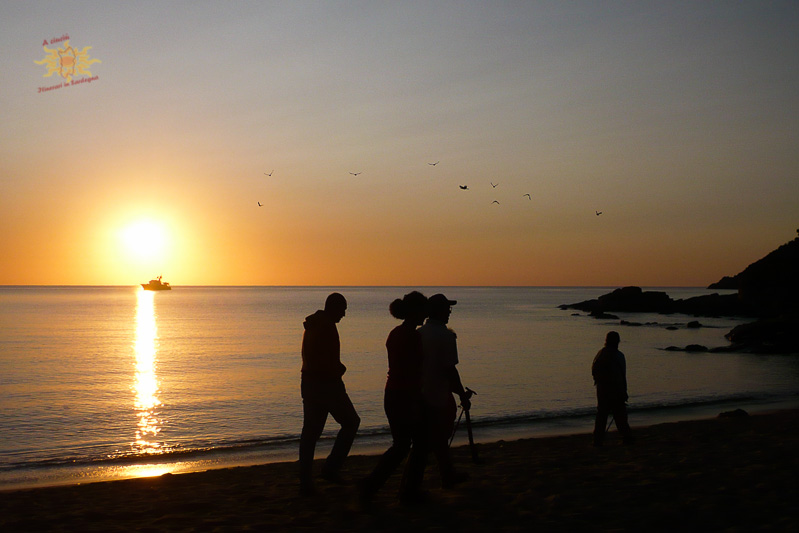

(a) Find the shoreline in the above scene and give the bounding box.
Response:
[2,409,797,531]
[3,395,797,492]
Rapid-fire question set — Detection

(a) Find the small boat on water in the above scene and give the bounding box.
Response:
[141,276,171,291]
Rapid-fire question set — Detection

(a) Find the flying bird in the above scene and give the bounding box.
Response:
[523,194,531,200]
[491,182,498,188]
[349,172,361,176]
[428,161,439,166]
[264,170,273,176]
[459,185,469,190]
[492,200,500,205]
[596,211,603,216]
[258,202,263,207]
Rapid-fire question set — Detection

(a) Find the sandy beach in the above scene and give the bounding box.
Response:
[2,409,797,532]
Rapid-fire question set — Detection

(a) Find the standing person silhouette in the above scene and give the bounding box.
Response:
[591,331,634,446]
[298,293,360,496]
[419,293,471,488]
[360,291,429,505]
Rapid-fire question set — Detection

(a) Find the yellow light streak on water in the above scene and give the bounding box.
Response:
[134,289,162,453]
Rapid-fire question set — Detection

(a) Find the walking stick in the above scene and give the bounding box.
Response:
[449,407,465,447]
[449,387,481,464]
[463,405,480,464]
[462,387,481,464]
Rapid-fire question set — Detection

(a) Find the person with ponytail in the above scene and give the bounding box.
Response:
[360,291,429,505]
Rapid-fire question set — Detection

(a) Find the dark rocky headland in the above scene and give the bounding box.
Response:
[560,231,799,354]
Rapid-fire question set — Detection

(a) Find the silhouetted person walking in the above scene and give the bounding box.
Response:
[592,331,634,446]
[360,291,429,504]
[419,293,471,488]
[299,293,360,496]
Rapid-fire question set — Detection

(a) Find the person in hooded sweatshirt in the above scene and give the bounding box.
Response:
[298,292,360,496]
[591,330,634,446]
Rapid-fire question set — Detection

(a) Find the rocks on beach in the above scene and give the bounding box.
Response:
[718,408,749,418]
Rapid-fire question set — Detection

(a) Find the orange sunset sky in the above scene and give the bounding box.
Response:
[1,2,797,286]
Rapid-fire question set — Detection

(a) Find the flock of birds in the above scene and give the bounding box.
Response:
[457,183,531,206]
[257,162,604,215]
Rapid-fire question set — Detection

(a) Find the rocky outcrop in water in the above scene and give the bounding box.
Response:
[559,286,751,318]
[561,231,799,354]
[724,317,799,354]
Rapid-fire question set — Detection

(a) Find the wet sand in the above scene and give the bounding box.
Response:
[2,409,797,532]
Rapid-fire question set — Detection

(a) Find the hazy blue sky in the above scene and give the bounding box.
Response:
[2,1,797,285]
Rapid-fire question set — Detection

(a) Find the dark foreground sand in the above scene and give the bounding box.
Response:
[2,410,797,532]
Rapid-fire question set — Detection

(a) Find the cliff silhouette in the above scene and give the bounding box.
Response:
[708,230,799,316]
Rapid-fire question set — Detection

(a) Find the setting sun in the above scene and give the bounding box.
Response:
[120,219,169,262]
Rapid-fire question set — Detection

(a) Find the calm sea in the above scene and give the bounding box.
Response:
[1,286,797,490]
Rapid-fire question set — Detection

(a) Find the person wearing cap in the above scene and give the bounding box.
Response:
[419,293,471,488]
[298,292,361,496]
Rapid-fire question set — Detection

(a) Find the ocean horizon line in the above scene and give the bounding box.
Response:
[0,284,714,289]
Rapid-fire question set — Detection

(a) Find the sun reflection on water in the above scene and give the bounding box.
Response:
[134,289,163,453]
